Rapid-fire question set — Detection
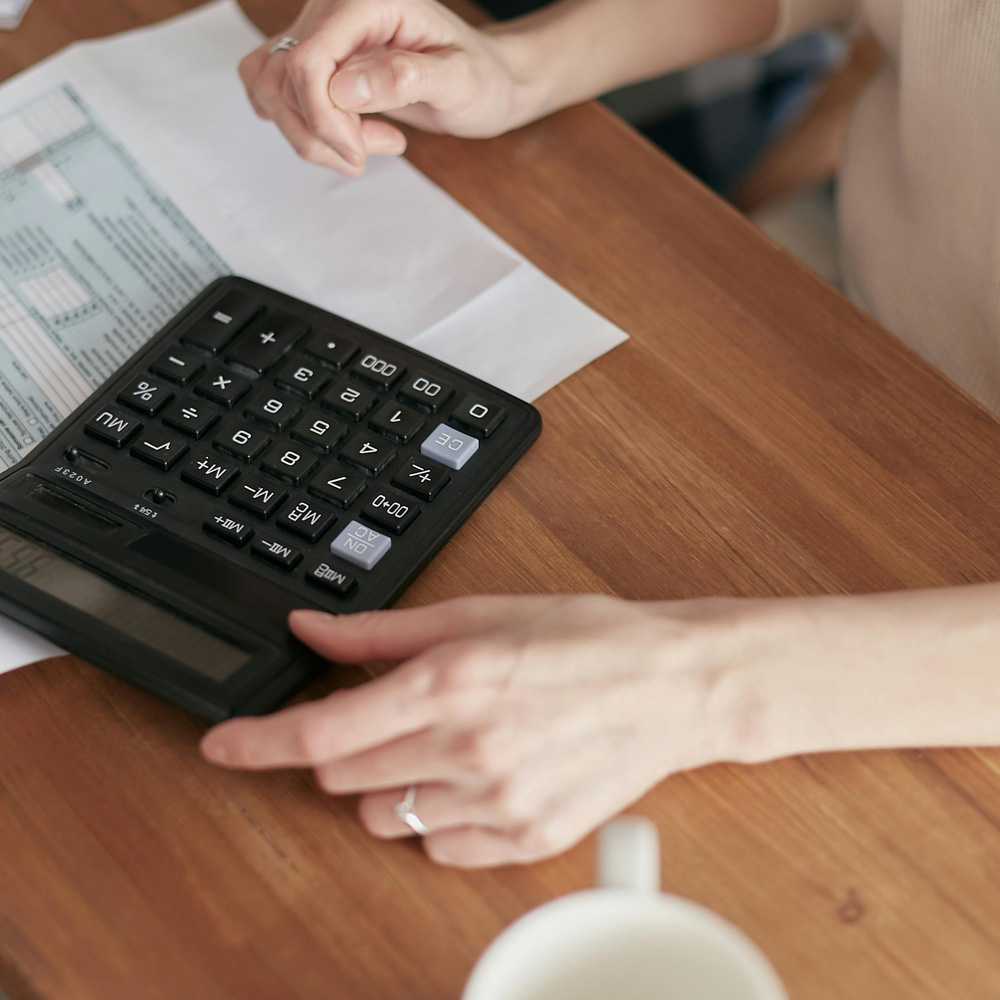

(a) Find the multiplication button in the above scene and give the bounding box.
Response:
[420,424,479,470]
[306,561,357,598]
[329,520,391,570]
[194,366,252,409]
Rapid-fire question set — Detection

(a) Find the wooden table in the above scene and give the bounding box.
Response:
[4,2,1000,998]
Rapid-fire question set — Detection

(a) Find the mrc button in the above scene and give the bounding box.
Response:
[307,561,357,598]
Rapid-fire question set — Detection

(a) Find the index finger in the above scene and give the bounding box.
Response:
[200,657,435,770]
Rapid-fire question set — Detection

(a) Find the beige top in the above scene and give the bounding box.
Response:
[770,0,1000,413]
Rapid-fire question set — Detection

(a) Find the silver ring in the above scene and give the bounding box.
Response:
[270,36,299,54]
[394,784,430,836]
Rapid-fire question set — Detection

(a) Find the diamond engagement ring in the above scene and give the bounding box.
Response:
[270,36,299,54]
[395,785,430,836]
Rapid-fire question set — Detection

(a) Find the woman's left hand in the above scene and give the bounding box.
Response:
[201,594,752,866]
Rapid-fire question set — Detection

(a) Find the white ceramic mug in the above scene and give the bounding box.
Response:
[462,817,787,1000]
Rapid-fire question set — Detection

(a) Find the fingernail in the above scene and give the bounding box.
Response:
[330,70,371,110]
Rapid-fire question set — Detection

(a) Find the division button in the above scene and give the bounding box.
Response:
[361,488,421,535]
[229,477,287,518]
[369,401,425,443]
[162,396,220,439]
[130,431,189,471]
[84,408,142,448]
[180,452,240,495]
[419,424,479,471]
[276,494,337,541]
[397,370,454,412]
[251,536,303,571]
[450,393,507,438]
[391,458,450,501]
[203,510,254,547]
[307,463,367,508]
[306,561,357,598]
[150,347,205,386]
[329,520,391,570]
[338,432,395,476]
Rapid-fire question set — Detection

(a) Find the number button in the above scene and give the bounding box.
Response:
[419,424,479,470]
[272,357,331,400]
[117,375,173,417]
[194,366,252,408]
[229,477,288,518]
[302,330,357,369]
[130,431,188,471]
[226,311,306,375]
[291,409,347,453]
[260,440,318,486]
[361,488,421,535]
[162,396,220,439]
[329,520,391,570]
[84,408,142,448]
[276,495,337,542]
[398,370,454,412]
[252,536,303,571]
[391,458,450,501]
[369,401,425,444]
[215,423,271,463]
[451,393,506,438]
[245,390,301,432]
[339,432,396,476]
[181,453,240,495]
[307,463,367,508]
[350,352,405,391]
[321,377,378,421]
[150,347,204,386]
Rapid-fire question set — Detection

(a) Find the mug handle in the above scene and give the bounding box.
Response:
[596,816,660,894]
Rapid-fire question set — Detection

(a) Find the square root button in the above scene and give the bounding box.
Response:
[420,424,479,470]
[329,520,391,570]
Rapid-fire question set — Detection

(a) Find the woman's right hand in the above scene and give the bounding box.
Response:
[239,0,534,177]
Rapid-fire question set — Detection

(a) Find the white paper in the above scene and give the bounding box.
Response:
[0,0,627,674]
[0,0,33,30]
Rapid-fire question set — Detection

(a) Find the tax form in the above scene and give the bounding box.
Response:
[0,0,627,672]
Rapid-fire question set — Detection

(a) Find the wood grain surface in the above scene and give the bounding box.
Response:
[3,2,1000,998]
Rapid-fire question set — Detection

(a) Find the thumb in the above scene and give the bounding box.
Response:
[329,48,472,116]
[288,596,525,663]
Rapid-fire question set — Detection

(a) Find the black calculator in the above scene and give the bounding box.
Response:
[0,278,540,720]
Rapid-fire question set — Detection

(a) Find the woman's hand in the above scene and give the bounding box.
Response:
[200,594,752,867]
[238,0,534,177]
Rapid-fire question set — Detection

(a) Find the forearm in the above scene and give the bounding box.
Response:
[486,0,780,125]
[718,584,1000,763]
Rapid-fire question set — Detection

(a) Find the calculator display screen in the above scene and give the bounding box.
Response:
[0,527,249,682]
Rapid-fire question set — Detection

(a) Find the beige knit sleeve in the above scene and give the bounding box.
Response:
[764,0,862,48]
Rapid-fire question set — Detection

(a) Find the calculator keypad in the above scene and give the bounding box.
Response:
[70,285,526,611]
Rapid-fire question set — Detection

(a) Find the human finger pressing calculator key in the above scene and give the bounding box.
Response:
[0,278,540,719]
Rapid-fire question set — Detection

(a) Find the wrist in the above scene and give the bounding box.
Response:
[483,22,560,131]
